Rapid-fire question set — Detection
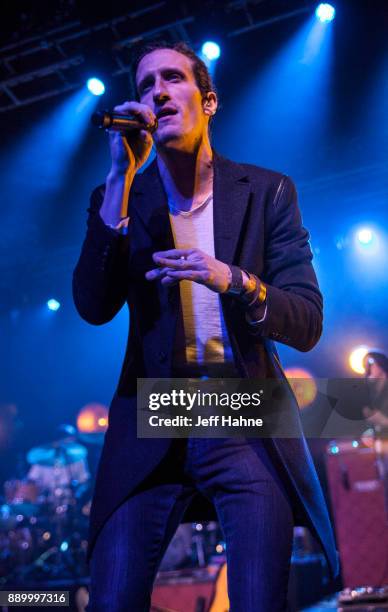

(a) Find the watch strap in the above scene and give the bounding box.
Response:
[226,265,244,296]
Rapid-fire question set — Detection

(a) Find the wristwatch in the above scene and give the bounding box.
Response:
[226,265,245,296]
[226,266,267,306]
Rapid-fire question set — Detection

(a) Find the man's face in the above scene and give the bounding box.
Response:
[136,49,211,150]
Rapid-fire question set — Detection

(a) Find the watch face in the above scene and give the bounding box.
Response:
[229,266,244,294]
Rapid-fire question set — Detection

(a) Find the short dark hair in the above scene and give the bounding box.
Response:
[132,40,216,102]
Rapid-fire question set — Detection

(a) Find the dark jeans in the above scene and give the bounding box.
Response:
[87,437,294,612]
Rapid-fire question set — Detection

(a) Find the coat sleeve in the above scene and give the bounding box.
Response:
[72,185,130,325]
[245,175,323,352]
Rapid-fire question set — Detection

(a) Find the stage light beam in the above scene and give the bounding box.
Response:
[349,346,370,375]
[87,78,105,96]
[315,4,335,23]
[47,299,60,311]
[201,41,221,61]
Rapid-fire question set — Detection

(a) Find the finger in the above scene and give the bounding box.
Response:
[145,267,175,281]
[153,249,193,260]
[113,102,156,127]
[165,270,201,281]
[157,258,203,272]
[145,268,166,281]
[153,256,190,269]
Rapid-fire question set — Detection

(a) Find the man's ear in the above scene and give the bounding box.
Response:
[203,91,218,116]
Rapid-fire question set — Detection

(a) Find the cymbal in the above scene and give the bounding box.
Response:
[26,441,87,466]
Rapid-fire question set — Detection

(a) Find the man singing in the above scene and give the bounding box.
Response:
[73,41,338,611]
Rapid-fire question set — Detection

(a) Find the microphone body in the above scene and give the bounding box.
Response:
[91,110,158,133]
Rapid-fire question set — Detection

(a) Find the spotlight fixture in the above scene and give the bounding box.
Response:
[201,41,221,61]
[348,346,370,375]
[354,226,380,256]
[47,299,60,311]
[315,3,336,23]
[86,78,105,96]
[357,228,373,245]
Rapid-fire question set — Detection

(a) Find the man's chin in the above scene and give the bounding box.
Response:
[154,131,185,149]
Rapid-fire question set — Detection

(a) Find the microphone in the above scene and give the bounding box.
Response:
[91,110,158,133]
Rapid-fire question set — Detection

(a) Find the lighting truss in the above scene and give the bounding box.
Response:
[0,0,315,113]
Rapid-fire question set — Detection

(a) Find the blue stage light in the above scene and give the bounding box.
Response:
[201,41,221,61]
[353,226,381,257]
[357,228,373,245]
[47,299,60,311]
[315,3,335,23]
[87,78,105,96]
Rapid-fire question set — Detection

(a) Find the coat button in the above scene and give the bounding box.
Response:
[158,350,167,363]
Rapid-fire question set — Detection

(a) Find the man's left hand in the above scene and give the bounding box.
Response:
[145,248,231,293]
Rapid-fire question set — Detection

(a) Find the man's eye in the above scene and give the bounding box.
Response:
[139,80,154,94]
[168,73,182,81]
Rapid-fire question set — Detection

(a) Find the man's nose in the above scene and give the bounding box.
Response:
[153,79,169,103]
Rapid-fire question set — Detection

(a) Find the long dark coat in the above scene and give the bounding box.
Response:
[73,151,339,578]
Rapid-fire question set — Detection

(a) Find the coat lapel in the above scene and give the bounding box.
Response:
[131,151,251,265]
[131,160,175,252]
[213,151,251,265]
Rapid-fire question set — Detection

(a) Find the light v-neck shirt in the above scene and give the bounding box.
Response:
[168,193,234,367]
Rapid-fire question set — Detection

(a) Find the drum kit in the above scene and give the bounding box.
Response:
[0,428,227,587]
[0,434,93,586]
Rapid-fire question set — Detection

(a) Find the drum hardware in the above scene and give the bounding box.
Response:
[339,585,388,604]
[192,523,206,568]
[1,431,92,585]
[191,521,225,568]
[26,441,87,467]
